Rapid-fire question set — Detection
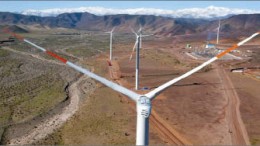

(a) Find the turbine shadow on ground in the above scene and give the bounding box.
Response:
[149,82,221,90]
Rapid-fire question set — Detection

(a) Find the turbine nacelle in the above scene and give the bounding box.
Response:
[137,96,152,118]
[105,27,116,34]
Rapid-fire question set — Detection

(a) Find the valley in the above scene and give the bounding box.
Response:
[0,10,260,145]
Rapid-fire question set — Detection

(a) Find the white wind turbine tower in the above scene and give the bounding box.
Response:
[129,27,153,90]
[216,20,221,44]
[105,27,115,60]
[138,27,143,49]
[3,28,259,146]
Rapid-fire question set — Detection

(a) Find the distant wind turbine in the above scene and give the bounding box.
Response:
[216,20,221,44]
[138,26,153,49]
[129,27,153,90]
[105,27,115,60]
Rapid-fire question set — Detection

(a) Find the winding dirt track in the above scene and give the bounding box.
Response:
[8,75,90,145]
[3,47,94,145]
[216,65,250,145]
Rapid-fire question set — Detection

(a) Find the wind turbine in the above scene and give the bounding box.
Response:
[216,20,221,44]
[129,27,153,90]
[105,27,115,61]
[130,28,141,90]
[3,28,259,146]
[138,27,153,49]
[129,27,153,61]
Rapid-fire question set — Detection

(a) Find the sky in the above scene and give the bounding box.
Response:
[0,1,260,12]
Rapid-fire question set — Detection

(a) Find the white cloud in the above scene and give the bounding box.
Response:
[21,6,260,19]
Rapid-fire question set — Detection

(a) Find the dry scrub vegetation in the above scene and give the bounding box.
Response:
[0,29,132,144]
[0,50,78,143]
[0,32,93,143]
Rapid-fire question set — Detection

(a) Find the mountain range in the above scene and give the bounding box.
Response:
[0,12,259,36]
[20,6,260,19]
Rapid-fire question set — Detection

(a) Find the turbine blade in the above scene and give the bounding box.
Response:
[146,32,260,100]
[130,27,135,33]
[130,27,138,36]
[111,27,116,32]
[141,34,153,37]
[129,40,138,61]
[2,29,140,102]
[66,61,139,101]
[2,27,24,41]
[138,26,142,33]
[129,52,134,62]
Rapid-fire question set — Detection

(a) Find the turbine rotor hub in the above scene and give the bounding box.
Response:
[137,96,151,118]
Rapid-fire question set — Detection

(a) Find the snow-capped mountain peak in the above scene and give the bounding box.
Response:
[21,6,260,19]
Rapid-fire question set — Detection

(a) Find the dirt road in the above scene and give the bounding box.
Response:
[216,65,250,145]
[184,49,249,145]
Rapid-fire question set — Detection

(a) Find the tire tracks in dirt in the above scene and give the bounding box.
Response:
[183,50,249,145]
[216,64,250,145]
[150,109,191,145]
